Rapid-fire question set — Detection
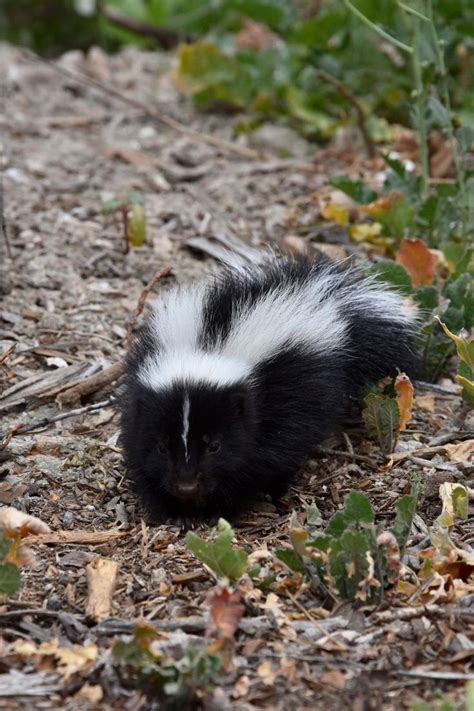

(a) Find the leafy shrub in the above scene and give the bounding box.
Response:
[276,485,420,604]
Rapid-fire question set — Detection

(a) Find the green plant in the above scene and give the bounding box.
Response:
[113,623,221,708]
[276,485,420,603]
[0,531,22,596]
[185,518,249,583]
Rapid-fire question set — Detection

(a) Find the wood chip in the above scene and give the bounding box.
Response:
[85,556,119,621]
[30,529,128,545]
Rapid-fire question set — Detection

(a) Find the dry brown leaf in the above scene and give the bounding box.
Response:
[415,394,436,413]
[75,684,104,704]
[85,556,119,621]
[395,373,414,433]
[0,507,51,535]
[12,639,98,679]
[445,440,474,464]
[206,585,245,639]
[232,675,250,699]
[320,670,350,689]
[257,660,278,686]
[395,238,437,287]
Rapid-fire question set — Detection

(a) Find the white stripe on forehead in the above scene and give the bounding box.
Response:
[182,393,190,463]
[138,350,252,391]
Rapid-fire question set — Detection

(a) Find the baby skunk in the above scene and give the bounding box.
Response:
[120,255,418,521]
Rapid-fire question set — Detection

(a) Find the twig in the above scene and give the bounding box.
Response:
[414,380,459,395]
[370,603,474,623]
[102,4,188,49]
[0,398,114,445]
[21,49,263,161]
[0,176,12,260]
[314,446,379,470]
[316,70,376,158]
[0,343,17,366]
[126,265,172,347]
[56,361,125,408]
[396,671,474,681]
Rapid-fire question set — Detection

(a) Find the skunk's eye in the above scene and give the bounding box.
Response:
[207,441,221,454]
[158,443,168,454]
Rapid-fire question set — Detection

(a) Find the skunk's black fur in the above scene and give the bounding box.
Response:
[120,255,419,521]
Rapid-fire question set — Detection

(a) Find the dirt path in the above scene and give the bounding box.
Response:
[0,44,472,710]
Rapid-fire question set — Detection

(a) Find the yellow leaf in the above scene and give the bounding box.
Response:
[436,318,474,370]
[321,202,349,226]
[437,483,469,528]
[349,222,382,243]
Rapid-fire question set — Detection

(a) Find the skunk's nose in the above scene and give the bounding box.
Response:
[175,481,199,500]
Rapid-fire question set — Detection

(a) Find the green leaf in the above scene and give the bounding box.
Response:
[390,482,421,553]
[185,519,248,582]
[0,562,21,595]
[362,393,399,455]
[330,175,378,204]
[369,262,413,294]
[306,504,322,527]
[326,491,374,536]
[414,285,439,310]
[275,548,304,573]
[343,491,375,524]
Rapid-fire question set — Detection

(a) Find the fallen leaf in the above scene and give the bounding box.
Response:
[206,585,245,639]
[321,202,349,226]
[395,238,437,287]
[415,394,436,412]
[320,670,350,689]
[75,684,103,704]
[0,508,51,535]
[232,675,250,699]
[444,440,474,464]
[437,482,469,527]
[395,373,414,433]
[13,639,98,679]
[349,222,382,243]
[85,557,119,621]
[257,660,278,686]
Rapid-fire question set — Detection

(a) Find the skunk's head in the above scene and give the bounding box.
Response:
[120,377,257,514]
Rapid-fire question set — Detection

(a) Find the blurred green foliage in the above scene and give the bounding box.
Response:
[2,1,473,135]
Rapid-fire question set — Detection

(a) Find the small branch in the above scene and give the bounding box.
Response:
[21,49,263,161]
[0,177,12,259]
[0,398,114,445]
[343,0,413,54]
[102,4,188,49]
[126,265,172,347]
[313,446,380,469]
[316,69,376,158]
[56,362,124,408]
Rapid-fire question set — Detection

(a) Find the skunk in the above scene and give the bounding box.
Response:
[120,255,418,521]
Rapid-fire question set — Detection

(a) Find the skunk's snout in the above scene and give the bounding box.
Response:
[175,481,199,500]
[172,469,203,500]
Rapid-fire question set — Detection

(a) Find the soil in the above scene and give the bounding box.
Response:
[0,43,472,710]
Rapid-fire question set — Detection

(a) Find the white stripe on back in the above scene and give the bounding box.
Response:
[138,264,416,392]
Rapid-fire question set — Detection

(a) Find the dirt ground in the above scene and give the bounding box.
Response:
[0,44,473,710]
